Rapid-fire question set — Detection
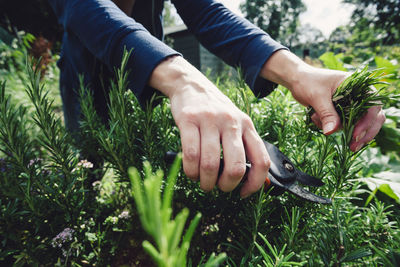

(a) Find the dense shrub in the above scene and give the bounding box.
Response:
[0,45,399,265]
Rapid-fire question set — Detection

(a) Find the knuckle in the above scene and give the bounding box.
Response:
[183,147,199,162]
[201,158,219,172]
[202,109,217,121]
[183,168,199,181]
[200,183,214,192]
[252,155,270,170]
[180,107,216,122]
[180,107,196,120]
[218,184,233,193]
[220,113,241,131]
[247,179,264,193]
[226,162,246,178]
[241,115,254,128]
[222,112,235,123]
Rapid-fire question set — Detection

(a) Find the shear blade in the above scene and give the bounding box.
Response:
[286,183,332,204]
[296,171,325,187]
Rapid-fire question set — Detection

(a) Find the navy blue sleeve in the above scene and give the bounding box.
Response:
[48,0,180,104]
[172,0,288,98]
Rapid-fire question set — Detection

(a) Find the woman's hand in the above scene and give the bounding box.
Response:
[261,50,385,152]
[150,56,270,198]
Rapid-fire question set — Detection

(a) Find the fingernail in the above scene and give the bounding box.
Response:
[355,131,366,143]
[355,143,364,152]
[323,122,335,134]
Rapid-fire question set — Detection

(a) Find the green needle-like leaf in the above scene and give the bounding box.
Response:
[143,241,163,265]
[168,208,189,253]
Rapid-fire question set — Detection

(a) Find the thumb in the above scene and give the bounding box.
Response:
[312,98,341,135]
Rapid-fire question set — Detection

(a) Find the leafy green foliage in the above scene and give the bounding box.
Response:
[129,156,226,266]
[318,52,347,71]
[0,43,399,267]
[240,0,306,45]
[332,67,390,128]
[254,232,305,266]
[343,0,400,45]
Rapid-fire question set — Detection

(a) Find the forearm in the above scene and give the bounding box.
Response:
[49,0,180,105]
[172,0,287,97]
[260,50,346,105]
[149,55,219,99]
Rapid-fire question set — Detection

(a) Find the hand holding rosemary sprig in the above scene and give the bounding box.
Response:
[305,66,389,152]
[307,67,393,195]
[330,67,389,151]
[262,50,387,153]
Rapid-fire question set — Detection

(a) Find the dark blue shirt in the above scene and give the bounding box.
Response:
[48,0,286,131]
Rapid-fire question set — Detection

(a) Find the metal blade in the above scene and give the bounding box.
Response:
[296,171,325,187]
[286,183,332,204]
[267,172,285,188]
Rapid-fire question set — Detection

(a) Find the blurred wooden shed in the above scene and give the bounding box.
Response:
[164,24,232,76]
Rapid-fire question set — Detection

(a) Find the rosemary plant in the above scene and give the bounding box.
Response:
[0,81,37,209]
[24,59,86,221]
[307,67,392,195]
[129,154,226,267]
[332,66,389,145]
[254,232,305,267]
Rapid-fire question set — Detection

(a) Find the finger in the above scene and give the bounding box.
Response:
[240,127,270,198]
[218,126,246,192]
[311,113,322,130]
[179,122,200,181]
[311,96,341,135]
[352,106,382,143]
[350,109,386,152]
[199,125,221,192]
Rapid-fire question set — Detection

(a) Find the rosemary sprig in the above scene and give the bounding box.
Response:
[333,66,389,129]
[308,66,392,141]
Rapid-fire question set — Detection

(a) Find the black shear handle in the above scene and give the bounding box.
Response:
[164,151,273,188]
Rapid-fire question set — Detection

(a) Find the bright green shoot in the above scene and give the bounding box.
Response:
[129,154,226,267]
[255,232,305,267]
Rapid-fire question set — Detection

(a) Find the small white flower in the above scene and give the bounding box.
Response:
[118,210,130,220]
[92,180,102,191]
[77,159,94,169]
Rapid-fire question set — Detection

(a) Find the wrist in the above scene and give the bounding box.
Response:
[260,50,313,92]
[148,55,188,98]
[149,55,214,99]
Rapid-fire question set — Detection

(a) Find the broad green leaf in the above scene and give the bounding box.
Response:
[375,123,400,153]
[319,52,347,71]
[375,56,398,75]
[378,184,399,201]
[384,107,400,122]
[359,147,390,176]
[362,171,400,203]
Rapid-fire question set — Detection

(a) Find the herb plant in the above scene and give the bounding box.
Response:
[0,40,399,266]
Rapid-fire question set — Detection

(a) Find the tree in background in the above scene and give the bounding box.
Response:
[163,0,180,28]
[295,24,327,58]
[343,0,400,45]
[240,0,306,47]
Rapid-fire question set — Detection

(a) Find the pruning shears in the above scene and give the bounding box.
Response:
[165,140,331,204]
